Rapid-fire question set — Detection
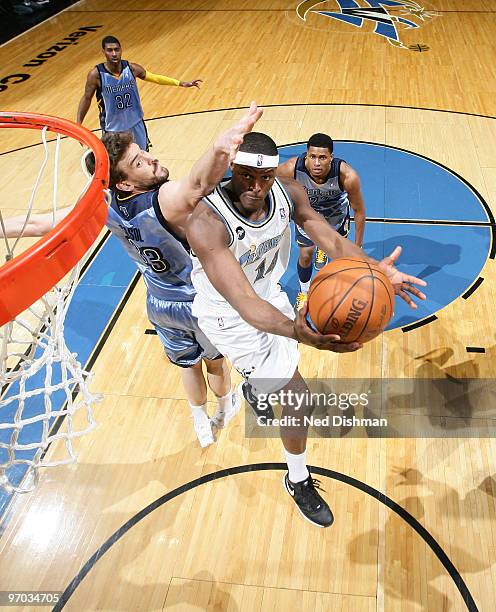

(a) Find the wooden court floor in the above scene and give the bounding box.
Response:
[1,1,496,610]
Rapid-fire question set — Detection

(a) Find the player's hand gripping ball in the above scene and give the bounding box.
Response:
[308,258,395,344]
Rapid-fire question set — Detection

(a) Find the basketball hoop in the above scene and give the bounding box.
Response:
[0,112,108,326]
[0,112,109,493]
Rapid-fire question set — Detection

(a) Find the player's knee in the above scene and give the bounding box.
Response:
[204,356,227,373]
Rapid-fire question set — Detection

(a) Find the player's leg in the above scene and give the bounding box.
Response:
[295,224,315,309]
[276,367,333,527]
[193,289,333,526]
[180,361,226,447]
[179,362,211,441]
[251,349,333,528]
[266,291,333,527]
[156,333,217,447]
[180,360,208,400]
[146,296,219,447]
[190,320,240,429]
[204,356,230,398]
[203,357,240,429]
[130,120,150,152]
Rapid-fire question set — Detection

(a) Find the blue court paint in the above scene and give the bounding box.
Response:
[279,142,490,222]
[278,142,491,329]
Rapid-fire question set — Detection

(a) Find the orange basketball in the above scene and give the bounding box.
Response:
[308,258,395,344]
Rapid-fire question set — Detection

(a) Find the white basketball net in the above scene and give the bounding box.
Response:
[0,127,105,493]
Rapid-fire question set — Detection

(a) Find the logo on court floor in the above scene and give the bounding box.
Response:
[296,0,439,50]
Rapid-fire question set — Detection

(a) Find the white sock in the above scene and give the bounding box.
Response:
[190,403,208,420]
[284,449,309,483]
[215,390,233,414]
[299,280,311,293]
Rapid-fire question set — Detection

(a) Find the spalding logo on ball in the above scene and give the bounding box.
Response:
[308,258,395,344]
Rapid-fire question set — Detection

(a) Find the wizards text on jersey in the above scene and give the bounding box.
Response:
[239,231,285,267]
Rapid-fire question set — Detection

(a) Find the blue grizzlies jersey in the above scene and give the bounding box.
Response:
[96,60,144,132]
[294,153,349,228]
[107,189,195,302]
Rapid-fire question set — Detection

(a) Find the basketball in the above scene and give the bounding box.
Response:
[308,258,395,343]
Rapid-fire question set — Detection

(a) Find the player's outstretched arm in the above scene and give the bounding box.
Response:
[161,102,263,222]
[0,207,73,239]
[76,68,99,125]
[186,203,360,353]
[284,176,366,259]
[285,176,426,308]
[188,101,263,195]
[132,63,202,88]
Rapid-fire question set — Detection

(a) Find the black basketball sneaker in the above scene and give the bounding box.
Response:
[242,381,275,420]
[284,473,334,528]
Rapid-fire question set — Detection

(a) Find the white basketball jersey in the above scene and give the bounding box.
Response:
[191,178,294,310]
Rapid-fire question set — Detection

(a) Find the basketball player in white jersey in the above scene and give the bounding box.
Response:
[277,133,366,309]
[186,132,426,527]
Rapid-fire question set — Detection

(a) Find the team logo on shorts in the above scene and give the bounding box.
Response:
[296,0,439,51]
[239,366,255,378]
[236,226,246,239]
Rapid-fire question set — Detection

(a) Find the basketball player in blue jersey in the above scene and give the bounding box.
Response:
[277,133,366,309]
[76,36,202,151]
[186,132,426,527]
[2,103,263,448]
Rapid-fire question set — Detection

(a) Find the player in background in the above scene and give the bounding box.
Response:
[76,35,202,151]
[277,133,366,309]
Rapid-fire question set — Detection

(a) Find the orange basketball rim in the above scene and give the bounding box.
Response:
[0,112,109,327]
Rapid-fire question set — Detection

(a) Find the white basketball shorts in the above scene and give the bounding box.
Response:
[192,287,300,394]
